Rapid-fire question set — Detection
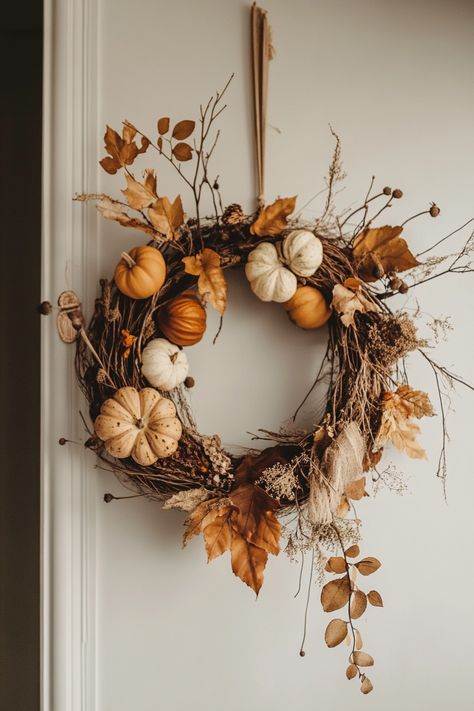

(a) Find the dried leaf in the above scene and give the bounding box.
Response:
[233,446,299,487]
[229,484,280,555]
[354,628,363,650]
[345,477,368,501]
[172,119,195,140]
[122,170,158,210]
[96,196,156,237]
[350,651,374,667]
[250,196,297,237]
[230,531,268,595]
[343,276,363,290]
[331,283,378,328]
[375,390,427,459]
[202,506,234,561]
[346,664,358,680]
[356,557,381,576]
[182,248,227,315]
[325,619,348,648]
[157,117,170,135]
[172,142,193,161]
[353,225,419,282]
[345,545,360,558]
[99,124,149,174]
[368,590,384,607]
[149,195,185,240]
[325,556,347,574]
[163,487,210,512]
[396,385,434,419]
[360,676,374,694]
[182,500,214,546]
[350,590,367,619]
[336,495,350,518]
[321,575,351,612]
[363,448,383,472]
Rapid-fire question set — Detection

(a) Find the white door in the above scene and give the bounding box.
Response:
[42,1,474,709]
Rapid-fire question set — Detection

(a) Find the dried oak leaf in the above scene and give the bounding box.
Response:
[162,487,210,513]
[229,483,281,556]
[396,384,434,419]
[230,531,268,595]
[96,197,156,237]
[352,225,419,282]
[122,170,158,210]
[250,196,297,237]
[325,619,348,648]
[331,283,378,328]
[148,195,185,240]
[374,390,427,459]
[321,575,351,612]
[100,124,149,174]
[182,248,227,314]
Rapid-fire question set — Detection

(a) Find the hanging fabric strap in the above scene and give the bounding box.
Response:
[251,3,273,209]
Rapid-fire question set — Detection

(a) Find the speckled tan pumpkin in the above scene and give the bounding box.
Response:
[283,286,331,329]
[94,386,182,465]
[157,294,207,346]
[114,245,167,299]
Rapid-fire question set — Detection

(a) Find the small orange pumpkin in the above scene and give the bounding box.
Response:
[158,294,207,346]
[114,246,166,299]
[283,285,331,329]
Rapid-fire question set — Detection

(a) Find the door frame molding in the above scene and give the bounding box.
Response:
[42,1,98,709]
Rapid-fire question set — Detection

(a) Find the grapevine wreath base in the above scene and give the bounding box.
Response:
[68,76,474,696]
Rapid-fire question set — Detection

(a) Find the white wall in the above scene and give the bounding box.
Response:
[45,1,474,709]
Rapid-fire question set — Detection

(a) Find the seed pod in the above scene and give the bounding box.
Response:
[430,204,440,217]
[392,188,403,199]
[383,186,392,196]
[184,376,195,388]
[389,276,403,291]
[398,281,409,294]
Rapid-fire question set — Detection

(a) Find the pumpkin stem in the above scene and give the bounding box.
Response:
[170,351,179,364]
[121,251,136,269]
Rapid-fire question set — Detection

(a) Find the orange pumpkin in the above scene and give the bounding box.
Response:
[283,285,331,329]
[114,246,166,299]
[158,294,207,346]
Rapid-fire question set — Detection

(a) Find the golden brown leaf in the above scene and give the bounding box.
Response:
[356,557,381,576]
[350,651,374,667]
[325,556,347,574]
[182,248,227,314]
[343,276,363,290]
[122,170,158,210]
[95,197,157,237]
[346,664,358,680]
[331,283,378,328]
[99,124,149,174]
[172,120,195,140]
[360,676,374,694]
[350,590,367,619]
[250,196,297,237]
[396,385,434,419]
[233,446,300,486]
[368,590,384,607]
[162,487,210,512]
[375,390,427,459]
[157,117,170,135]
[229,484,280,555]
[345,545,360,558]
[336,495,350,518]
[363,448,383,472]
[172,142,193,161]
[321,576,351,612]
[182,500,215,546]
[325,619,348,648]
[148,195,185,240]
[353,225,419,282]
[201,506,234,561]
[230,531,268,595]
[345,477,368,501]
[354,628,363,650]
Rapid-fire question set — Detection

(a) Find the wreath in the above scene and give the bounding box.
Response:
[56,7,474,697]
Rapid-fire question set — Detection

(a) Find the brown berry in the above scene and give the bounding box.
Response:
[58,437,67,446]
[383,186,392,196]
[38,300,53,315]
[184,376,195,388]
[389,276,402,291]
[299,650,306,657]
[392,189,403,199]
[103,493,114,503]
[430,204,440,217]
[398,281,409,294]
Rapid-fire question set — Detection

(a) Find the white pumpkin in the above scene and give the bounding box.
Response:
[141,338,189,391]
[94,386,182,465]
[245,242,297,302]
[282,230,323,277]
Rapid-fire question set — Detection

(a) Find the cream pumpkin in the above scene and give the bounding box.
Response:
[94,386,182,465]
[282,230,323,277]
[245,242,297,302]
[141,338,189,391]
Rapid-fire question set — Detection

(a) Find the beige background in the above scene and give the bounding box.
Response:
[83,1,474,709]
